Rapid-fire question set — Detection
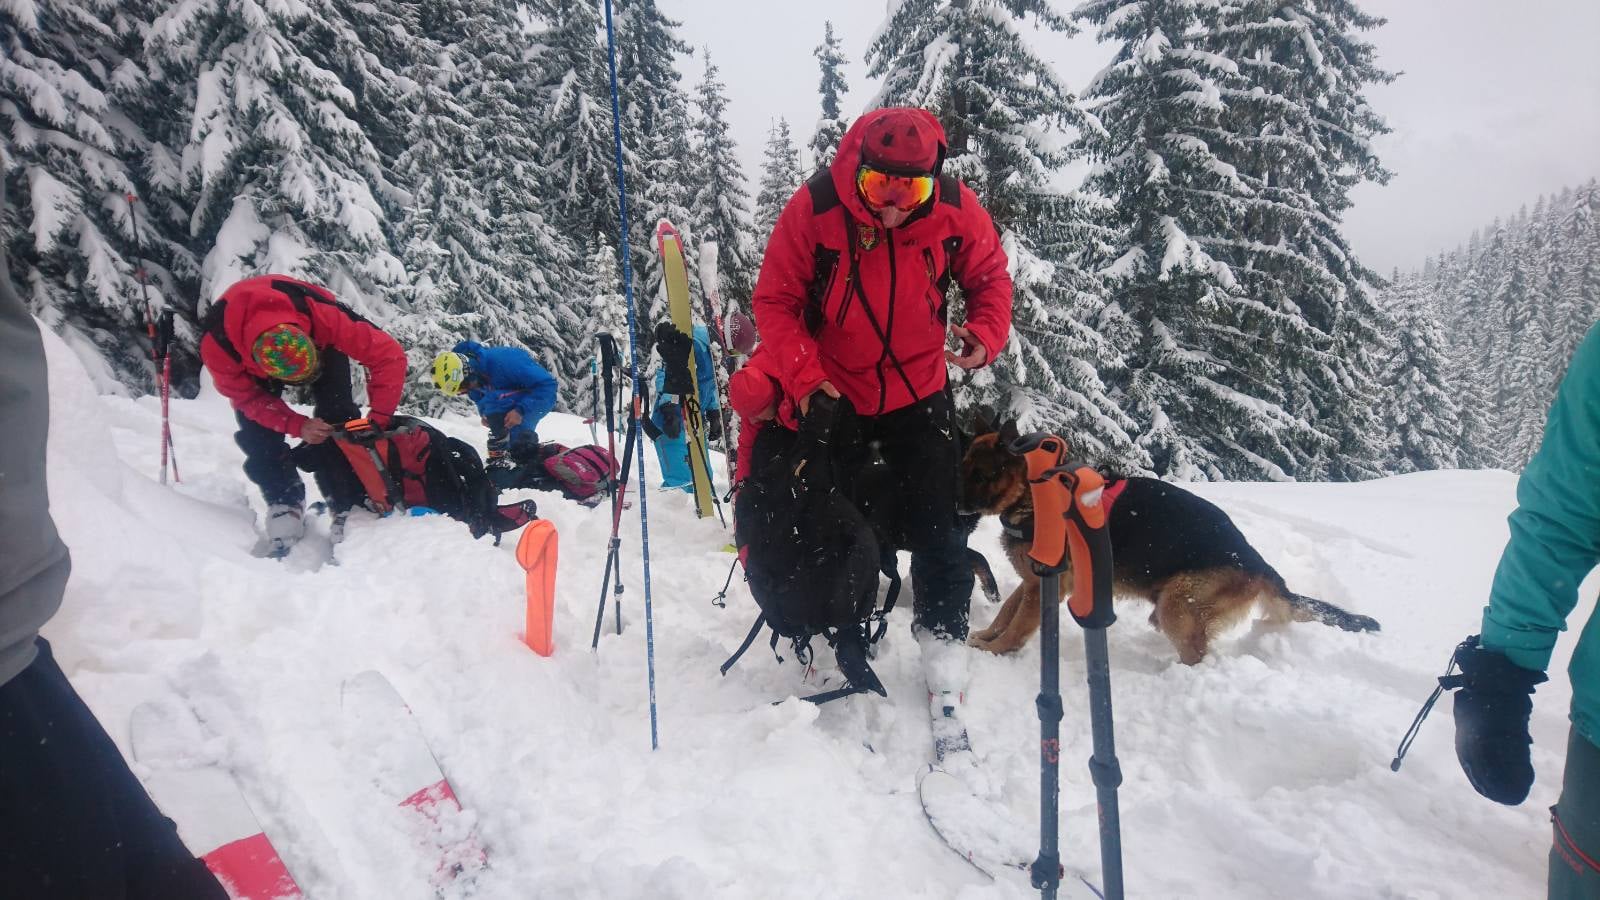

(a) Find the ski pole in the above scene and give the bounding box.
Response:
[1014,433,1122,900]
[592,389,644,649]
[588,355,600,444]
[604,0,660,751]
[126,193,179,484]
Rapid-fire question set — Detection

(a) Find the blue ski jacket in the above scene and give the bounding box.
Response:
[453,341,559,431]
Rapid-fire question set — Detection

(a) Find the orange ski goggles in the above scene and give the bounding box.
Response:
[856,166,935,212]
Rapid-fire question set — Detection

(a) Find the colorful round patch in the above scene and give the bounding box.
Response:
[252,325,319,383]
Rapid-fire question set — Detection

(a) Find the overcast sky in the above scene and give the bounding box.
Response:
[670,0,1600,275]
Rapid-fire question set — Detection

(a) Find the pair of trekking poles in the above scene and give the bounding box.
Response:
[1014,432,1125,900]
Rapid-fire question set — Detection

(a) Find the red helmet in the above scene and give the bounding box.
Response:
[728,311,757,356]
[860,107,941,175]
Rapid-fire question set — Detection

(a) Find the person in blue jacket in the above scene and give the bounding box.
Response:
[433,342,559,481]
[642,324,720,491]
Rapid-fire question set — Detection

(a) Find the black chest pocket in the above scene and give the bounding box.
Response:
[804,245,842,337]
[922,236,963,325]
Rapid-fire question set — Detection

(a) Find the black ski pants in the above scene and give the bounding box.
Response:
[851,391,973,640]
[0,639,226,899]
[753,391,975,640]
[235,350,366,512]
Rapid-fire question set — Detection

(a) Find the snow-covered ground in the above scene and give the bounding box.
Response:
[39,329,1585,899]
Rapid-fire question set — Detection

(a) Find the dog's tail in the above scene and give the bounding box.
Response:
[1279,590,1380,633]
[968,548,1001,604]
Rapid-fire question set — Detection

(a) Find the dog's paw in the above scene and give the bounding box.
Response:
[968,635,999,653]
[968,634,1018,655]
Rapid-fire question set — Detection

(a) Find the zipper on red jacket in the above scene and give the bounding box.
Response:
[876,236,898,414]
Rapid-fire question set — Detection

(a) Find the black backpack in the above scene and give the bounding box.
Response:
[724,396,900,672]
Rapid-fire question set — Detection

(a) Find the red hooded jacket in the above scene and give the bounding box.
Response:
[199,276,407,436]
[752,108,1013,417]
[727,346,798,484]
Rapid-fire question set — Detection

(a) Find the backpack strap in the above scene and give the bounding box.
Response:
[268,278,383,332]
[805,169,840,213]
[202,300,242,363]
[870,561,902,646]
[719,614,768,676]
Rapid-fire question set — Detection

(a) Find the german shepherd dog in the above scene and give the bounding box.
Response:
[959,422,1380,663]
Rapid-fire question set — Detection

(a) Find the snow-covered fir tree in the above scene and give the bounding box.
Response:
[565,233,633,414]
[1546,181,1600,389]
[1075,0,1316,480]
[753,118,802,251]
[388,0,575,410]
[390,2,512,412]
[1381,273,1460,473]
[1411,183,1600,470]
[688,50,754,314]
[868,0,1146,471]
[537,0,618,244]
[810,20,849,170]
[2,0,196,391]
[614,0,697,332]
[1204,0,1397,481]
[1490,215,1552,468]
[145,0,406,315]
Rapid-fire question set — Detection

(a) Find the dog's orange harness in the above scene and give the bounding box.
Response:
[1002,476,1127,541]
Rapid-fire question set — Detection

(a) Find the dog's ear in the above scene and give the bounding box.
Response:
[971,406,995,437]
[998,418,1021,448]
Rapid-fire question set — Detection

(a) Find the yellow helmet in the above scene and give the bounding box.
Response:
[432,351,472,396]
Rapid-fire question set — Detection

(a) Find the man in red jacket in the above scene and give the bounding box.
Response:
[753,107,1012,734]
[199,276,408,555]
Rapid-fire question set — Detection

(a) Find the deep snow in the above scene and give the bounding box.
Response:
[37,326,1585,899]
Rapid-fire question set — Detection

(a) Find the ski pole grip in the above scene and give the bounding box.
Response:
[1060,466,1116,629]
[1011,433,1070,574]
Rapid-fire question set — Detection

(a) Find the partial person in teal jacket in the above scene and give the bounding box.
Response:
[642,323,720,491]
[1448,321,1600,897]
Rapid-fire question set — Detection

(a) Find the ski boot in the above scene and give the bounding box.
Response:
[263,503,305,559]
[919,628,973,764]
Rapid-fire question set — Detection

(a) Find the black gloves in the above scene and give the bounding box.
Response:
[658,401,683,439]
[1451,635,1548,805]
[706,412,723,443]
[653,322,695,396]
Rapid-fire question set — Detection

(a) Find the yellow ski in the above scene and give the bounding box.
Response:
[655,220,717,519]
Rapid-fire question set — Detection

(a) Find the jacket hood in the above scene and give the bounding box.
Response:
[828,107,949,224]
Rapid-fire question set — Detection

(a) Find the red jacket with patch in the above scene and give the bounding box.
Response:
[198,276,407,436]
[751,109,1013,416]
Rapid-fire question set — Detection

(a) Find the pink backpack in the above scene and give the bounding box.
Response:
[541,444,619,500]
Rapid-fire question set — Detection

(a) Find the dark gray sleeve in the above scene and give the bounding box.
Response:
[0,176,71,687]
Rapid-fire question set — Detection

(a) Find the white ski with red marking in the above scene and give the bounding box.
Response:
[131,701,305,900]
[340,670,487,890]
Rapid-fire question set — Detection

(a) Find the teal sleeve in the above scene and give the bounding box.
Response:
[1481,323,1600,672]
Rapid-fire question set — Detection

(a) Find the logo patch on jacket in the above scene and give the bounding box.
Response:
[857,223,880,251]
